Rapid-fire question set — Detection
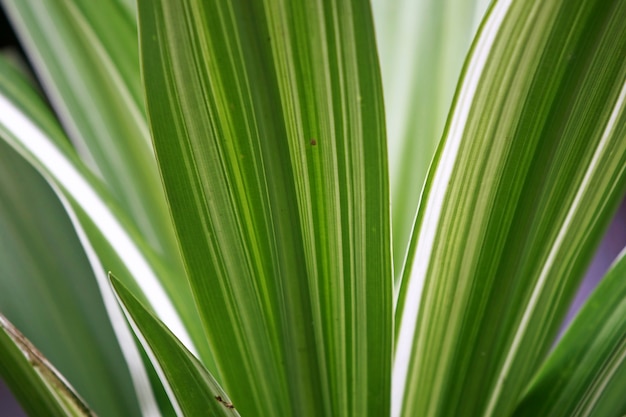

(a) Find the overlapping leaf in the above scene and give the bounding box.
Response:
[371,0,489,280]
[395,1,626,416]
[0,1,217,362]
[0,0,177,260]
[111,275,239,417]
[514,249,626,417]
[0,136,140,416]
[0,54,222,416]
[0,314,95,417]
[140,1,391,416]
[0,51,211,354]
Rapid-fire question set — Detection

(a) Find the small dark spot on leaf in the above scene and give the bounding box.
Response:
[215,395,235,409]
[310,139,317,146]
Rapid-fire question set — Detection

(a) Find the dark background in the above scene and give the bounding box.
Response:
[0,6,20,51]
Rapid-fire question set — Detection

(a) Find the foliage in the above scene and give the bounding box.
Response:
[0,0,626,416]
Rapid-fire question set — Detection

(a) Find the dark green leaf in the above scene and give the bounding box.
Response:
[514,251,626,417]
[0,136,141,416]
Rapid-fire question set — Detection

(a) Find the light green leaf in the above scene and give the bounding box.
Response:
[395,1,626,416]
[371,0,489,281]
[0,0,178,262]
[0,55,217,415]
[0,314,95,417]
[111,274,239,417]
[140,1,391,416]
[513,250,626,417]
[0,137,140,416]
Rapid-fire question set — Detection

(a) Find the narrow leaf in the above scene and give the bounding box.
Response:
[0,55,211,368]
[371,0,489,280]
[1,0,179,262]
[0,314,95,417]
[395,1,626,416]
[0,137,141,416]
[111,275,239,417]
[513,249,626,417]
[140,1,391,416]
[0,55,217,416]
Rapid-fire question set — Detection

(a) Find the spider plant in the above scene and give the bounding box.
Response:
[1,0,626,416]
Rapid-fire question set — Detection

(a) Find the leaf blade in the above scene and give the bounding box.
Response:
[371,0,489,281]
[0,54,220,416]
[140,1,391,416]
[111,274,240,417]
[395,1,626,416]
[1,0,177,260]
[513,248,626,417]
[0,136,141,416]
[0,314,95,417]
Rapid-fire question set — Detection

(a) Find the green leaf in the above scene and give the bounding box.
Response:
[139,1,391,416]
[1,0,219,370]
[0,137,140,416]
[1,0,179,263]
[0,55,217,414]
[111,274,239,417]
[0,53,214,365]
[395,1,626,416]
[0,314,95,417]
[371,0,489,281]
[513,250,626,417]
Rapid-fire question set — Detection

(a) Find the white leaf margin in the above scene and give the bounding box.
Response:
[0,93,199,416]
[392,1,514,415]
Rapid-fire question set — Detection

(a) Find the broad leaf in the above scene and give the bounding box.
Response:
[140,1,391,416]
[111,275,239,417]
[395,1,626,416]
[0,314,95,417]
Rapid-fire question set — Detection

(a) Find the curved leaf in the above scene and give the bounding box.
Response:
[0,55,211,366]
[371,0,489,280]
[395,0,626,416]
[0,314,95,417]
[0,55,218,416]
[1,0,178,261]
[0,137,140,416]
[513,248,626,417]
